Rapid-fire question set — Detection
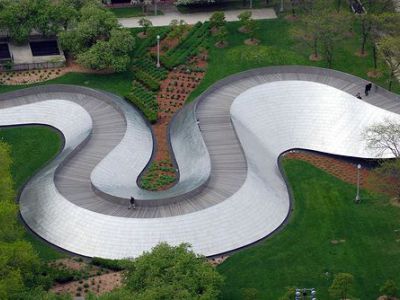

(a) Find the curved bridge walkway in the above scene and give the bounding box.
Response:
[0,66,399,258]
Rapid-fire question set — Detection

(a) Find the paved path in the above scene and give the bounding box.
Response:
[119,8,277,28]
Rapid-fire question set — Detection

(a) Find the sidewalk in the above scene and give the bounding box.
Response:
[119,8,277,28]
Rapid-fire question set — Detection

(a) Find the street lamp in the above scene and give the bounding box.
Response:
[280,0,284,12]
[156,35,160,68]
[355,163,361,203]
[250,0,253,9]
[154,0,157,16]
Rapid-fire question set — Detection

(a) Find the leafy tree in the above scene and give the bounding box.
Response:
[138,18,152,36]
[168,19,189,42]
[328,273,354,300]
[279,287,296,300]
[77,28,134,71]
[209,12,226,30]
[242,287,260,300]
[215,26,228,47]
[291,14,323,60]
[380,280,398,299]
[377,36,400,91]
[59,2,118,56]
[319,10,351,68]
[245,18,259,42]
[238,11,252,29]
[124,243,224,299]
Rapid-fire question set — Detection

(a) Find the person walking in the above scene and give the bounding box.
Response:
[365,82,372,96]
[129,196,136,209]
[356,92,362,99]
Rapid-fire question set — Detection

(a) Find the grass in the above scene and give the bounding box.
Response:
[0,125,65,261]
[0,71,133,97]
[108,7,163,18]
[187,18,400,102]
[218,159,400,299]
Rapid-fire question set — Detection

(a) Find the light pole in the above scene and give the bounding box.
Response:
[355,163,361,203]
[250,0,253,9]
[280,0,284,12]
[156,35,160,68]
[154,0,157,16]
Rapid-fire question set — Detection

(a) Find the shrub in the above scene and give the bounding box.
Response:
[91,257,130,271]
[124,80,158,123]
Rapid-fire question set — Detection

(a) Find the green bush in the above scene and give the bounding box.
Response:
[125,80,158,123]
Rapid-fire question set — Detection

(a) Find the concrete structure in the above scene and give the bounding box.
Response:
[0,67,400,259]
[118,8,277,28]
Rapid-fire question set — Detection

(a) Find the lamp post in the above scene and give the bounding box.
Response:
[355,163,361,203]
[154,0,157,16]
[250,0,253,8]
[156,35,160,68]
[280,0,284,12]
[295,288,317,300]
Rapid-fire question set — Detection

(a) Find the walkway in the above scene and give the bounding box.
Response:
[118,8,277,28]
[1,67,400,259]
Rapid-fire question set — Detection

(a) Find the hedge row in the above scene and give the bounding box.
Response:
[134,27,171,57]
[91,257,131,271]
[125,80,158,123]
[132,57,168,80]
[160,22,210,69]
[133,69,160,91]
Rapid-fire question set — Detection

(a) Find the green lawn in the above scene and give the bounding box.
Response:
[218,159,400,299]
[0,71,133,97]
[0,126,65,261]
[108,6,163,18]
[187,18,400,102]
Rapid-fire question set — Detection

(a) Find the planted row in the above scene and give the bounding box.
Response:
[125,80,158,123]
[132,57,168,80]
[134,27,171,57]
[161,22,210,68]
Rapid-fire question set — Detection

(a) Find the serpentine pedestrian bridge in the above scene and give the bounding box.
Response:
[1,66,400,259]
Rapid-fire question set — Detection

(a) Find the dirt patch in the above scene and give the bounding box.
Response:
[238,26,250,33]
[137,31,148,39]
[0,58,112,85]
[331,239,346,245]
[368,69,383,78]
[355,50,368,57]
[284,15,299,21]
[390,198,400,208]
[150,29,189,55]
[51,271,123,297]
[208,255,229,267]
[309,53,322,61]
[284,151,370,188]
[215,41,228,48]
[244,38,260,46]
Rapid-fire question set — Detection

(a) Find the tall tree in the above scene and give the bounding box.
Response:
[329,273,354,300]
[377,36,400,91]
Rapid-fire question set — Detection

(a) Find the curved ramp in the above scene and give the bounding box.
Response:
[0,67,399,258]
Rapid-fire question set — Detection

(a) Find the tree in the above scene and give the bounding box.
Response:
[209,12,226,31]
[319,10,351,68]
[328,273,354,300]
[168,19,189,42]
[377,36,400,91]
[363,119,400,158]
[77,28,134,71]
[138,18,152,36]
[279,287,296,300]
[215,26,228,48]
[291,14,323,60]
[380,280,398,299]
[245,18,259,43]
[238,11,252,30]
[124,243,224,299]
[363,120,400,200]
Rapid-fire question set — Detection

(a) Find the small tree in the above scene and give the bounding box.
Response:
[245,18,259,43]
[328,273,354,300]
[377,36,400,91]
[168,19,189,42]
[215,26,228,48]
[291,14,323,60]
[209,11,226,30]
[380,280,398,299]
[238,11,252,30]
[363,119,400,158]
[138,17,152,36]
